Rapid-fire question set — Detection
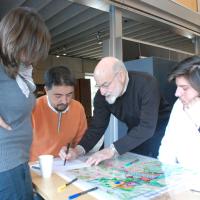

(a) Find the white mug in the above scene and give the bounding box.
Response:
[38,154,53,178]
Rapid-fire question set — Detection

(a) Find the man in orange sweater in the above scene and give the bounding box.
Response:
[30,66,87,161]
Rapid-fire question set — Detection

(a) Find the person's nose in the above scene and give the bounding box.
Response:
[100,87,107,96]
[60,96,68,104]
[175,87,183,98]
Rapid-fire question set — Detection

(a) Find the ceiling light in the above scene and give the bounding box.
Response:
[97,41,103,45]
[96,31,102,45]
[187,35,192,39]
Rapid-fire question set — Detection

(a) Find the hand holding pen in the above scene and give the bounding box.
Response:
[59,145,81,161]
[64,143,70,166]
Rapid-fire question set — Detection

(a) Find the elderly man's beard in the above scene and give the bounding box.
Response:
[55,103,68,112]
[105,95,117,104]
[105,86,121,104]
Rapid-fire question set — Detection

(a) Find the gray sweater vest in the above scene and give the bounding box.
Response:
[0,64,35,172]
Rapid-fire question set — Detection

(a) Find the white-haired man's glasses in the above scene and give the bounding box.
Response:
[95,72,119,89]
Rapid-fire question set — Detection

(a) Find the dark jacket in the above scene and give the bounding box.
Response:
[79,71,171,158]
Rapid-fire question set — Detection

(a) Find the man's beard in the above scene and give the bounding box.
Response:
[105,95,117,104]
[55,104,68,112]
[105,86,121,104]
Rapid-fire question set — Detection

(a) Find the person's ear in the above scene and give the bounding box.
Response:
[44,86,48,93]
[118,71,125,83]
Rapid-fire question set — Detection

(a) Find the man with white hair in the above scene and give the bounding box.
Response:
[59,57,171,165]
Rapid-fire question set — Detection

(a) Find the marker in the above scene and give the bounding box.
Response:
[64,143,70,166]
[31,165,40,170]
[57,178,78,192]
[112,181,125,188]
[190,189,200,193]
[124,158,139,167]
[68,187,98,199]
[65,178,78,186]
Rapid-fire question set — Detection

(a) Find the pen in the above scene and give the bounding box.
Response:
[112,181,125,188]
[68,186,98,199]
[190,189,200,193]
[57,178,78,193]
[66,178,78,186]
[64,143,70,166]
[31,166,40,170]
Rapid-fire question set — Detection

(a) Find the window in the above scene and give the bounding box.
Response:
[85,73,98,115]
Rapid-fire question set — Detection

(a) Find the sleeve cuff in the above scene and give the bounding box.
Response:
[110,143,119,158]
[76,145,86,156]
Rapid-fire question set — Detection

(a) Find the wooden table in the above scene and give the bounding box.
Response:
[31,170,200,200]
[31,171,96,200]
[31,152,200,200]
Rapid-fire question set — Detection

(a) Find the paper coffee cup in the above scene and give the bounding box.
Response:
[39,155,53,178]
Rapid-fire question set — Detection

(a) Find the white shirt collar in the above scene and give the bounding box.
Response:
[16,64,36,98]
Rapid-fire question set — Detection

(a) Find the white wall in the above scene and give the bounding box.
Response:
[33,55,98,83]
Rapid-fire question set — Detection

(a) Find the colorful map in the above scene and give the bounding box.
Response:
[59,153,195,200]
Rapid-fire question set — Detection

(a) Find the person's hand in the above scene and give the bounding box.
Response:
[0,116,12,130]
[59,146,78,161]
[86,147,116,166]
[59,145,85,161]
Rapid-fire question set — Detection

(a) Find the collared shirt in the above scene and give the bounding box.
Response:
[16,64,36,98]
[46,95,69,133]
[158,99,200,170]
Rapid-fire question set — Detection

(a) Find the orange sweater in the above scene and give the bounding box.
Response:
[30,95,87,161]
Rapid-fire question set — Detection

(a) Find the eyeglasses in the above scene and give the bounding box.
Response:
[95,72,119,89]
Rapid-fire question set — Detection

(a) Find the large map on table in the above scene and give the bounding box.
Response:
[59,153,195,200]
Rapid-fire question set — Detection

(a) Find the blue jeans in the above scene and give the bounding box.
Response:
[0,162,33,200]
[33,192,44,200]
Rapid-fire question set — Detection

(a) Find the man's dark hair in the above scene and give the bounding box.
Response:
[169,55,200,94]
[44,66,76,89]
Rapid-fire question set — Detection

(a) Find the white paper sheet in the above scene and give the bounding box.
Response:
[53,157,90,172]
[30,156,90,175]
